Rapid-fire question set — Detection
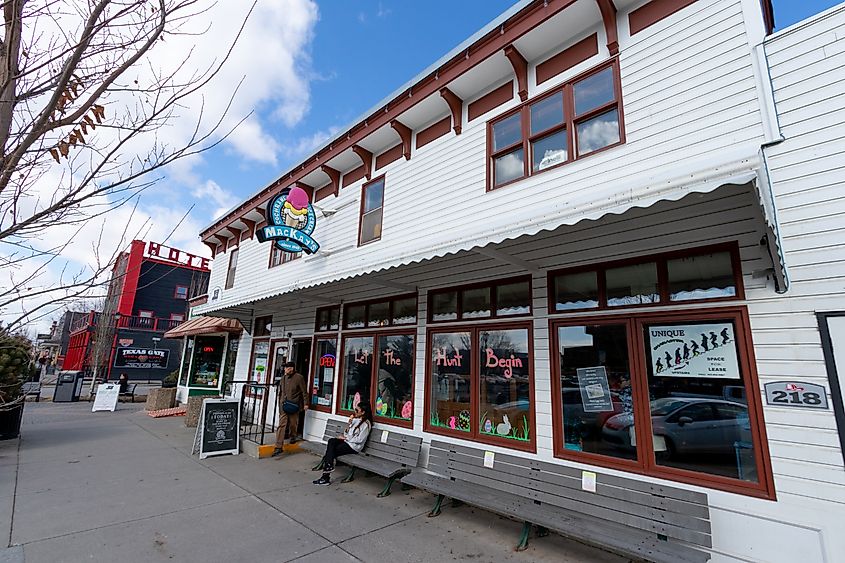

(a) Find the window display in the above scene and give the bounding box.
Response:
[189,335,225,387]
[311,338,336,409]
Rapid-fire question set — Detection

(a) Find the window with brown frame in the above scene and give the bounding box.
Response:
[549,244,743,314]
[253,315,272,338]
[315,306,340,333]
[337,331,415,426]
[426,323,535,452]
[174,285,188,299]
[428,277,532,323]
[269,245,301,268]
[343,295,417,330]
[309,337,337,412]
[225,247,238,289]
[487,59,624,190]
[551,307,774,498]
[359,176,385,245]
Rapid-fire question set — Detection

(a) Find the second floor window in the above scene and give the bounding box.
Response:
[225,247,238,289]
[359,176,384,245]
[488,59,623,189]
[270,246,301,268]
[174,285,188,299]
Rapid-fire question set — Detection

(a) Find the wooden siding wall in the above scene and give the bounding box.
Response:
[746,7,845,560]
[202,0,766,314]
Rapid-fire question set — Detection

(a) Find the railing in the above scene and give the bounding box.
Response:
[224,380,281,446]
[117,315,184,332]
[70,312,99,333]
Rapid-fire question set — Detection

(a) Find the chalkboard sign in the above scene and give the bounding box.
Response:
[194,398,240,460]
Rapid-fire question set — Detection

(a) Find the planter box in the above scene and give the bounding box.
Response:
[0,402,24,440]
[145,387,176,411]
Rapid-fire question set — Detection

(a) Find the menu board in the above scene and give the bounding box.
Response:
[91,383,120,412]
[196,398,240,459]
[576,367,613,412]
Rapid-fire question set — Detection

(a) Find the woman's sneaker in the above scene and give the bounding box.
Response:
[312,476,331,486]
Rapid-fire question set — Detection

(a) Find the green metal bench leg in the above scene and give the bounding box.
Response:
[377,476,396,498]
[428,494,445,517]
[515,522,532,551]
[536,525,549,537]
[312,459,325,471]
[342,467,356,483]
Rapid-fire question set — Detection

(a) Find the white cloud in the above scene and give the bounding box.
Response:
[191,180,239,220]
[283,126,342,159]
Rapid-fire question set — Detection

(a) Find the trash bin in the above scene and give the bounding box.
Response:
[53,370,84,402]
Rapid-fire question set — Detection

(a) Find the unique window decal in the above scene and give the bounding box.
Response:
[646,322,739,378]
[256,186,320,254]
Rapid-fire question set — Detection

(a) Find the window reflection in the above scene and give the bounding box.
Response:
[643,320,757,482]
[576,109,620,155]
[668,251,736,301]
[479,329,531,442]
[532,129,568,171]
[429,332,472,432]
[341,337,373,412]
[606,262,659,306]
[493,113,522,150]
[574,67,615,115]
[554,271,599,310]
[376,335,414,421]
[311,338,336,408]
[558,324,637,460]
[494,148,525,186]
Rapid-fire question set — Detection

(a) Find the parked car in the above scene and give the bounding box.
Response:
[601,397,750,457]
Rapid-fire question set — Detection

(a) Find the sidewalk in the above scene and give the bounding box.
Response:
[1,402,625,563]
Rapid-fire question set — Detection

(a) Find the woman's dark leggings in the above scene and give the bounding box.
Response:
[322,438,356,472]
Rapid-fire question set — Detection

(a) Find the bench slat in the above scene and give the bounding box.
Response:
[431,440,708,507]
[402,471,709,563]
[439,454,711,543]
[341,455,411,478]
[431,448,710,521]
[363,441,420,465]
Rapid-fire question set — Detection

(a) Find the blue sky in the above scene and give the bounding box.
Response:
[185,0,841,233]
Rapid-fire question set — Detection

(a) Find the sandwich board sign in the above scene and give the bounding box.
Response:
[192,398,240,460]
[92,383,120,412]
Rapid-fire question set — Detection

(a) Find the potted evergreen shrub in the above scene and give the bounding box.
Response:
[0,331,33,440]
[161,370,179,388]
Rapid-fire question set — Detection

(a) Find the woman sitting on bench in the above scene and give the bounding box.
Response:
[313,400,373,486]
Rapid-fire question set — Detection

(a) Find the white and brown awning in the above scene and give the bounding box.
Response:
[163,316,244,339]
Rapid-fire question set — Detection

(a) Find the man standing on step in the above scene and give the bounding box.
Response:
[273,361,308,456]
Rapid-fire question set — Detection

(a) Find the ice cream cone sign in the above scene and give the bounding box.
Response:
[283,186,309,229]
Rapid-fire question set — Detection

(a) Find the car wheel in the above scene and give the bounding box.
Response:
[656,436,675,461]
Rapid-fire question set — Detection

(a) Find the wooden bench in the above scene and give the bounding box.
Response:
[401,440,711,562]
[119,383,138,403]
[21,381,41,401]
[301,419,423,497]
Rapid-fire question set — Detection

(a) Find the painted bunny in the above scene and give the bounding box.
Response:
[496,414,512,436]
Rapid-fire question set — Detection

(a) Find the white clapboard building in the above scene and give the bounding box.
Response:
[192,1,845,560]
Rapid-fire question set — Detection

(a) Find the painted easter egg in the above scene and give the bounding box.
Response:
[353,392,361,410]
[401,401,412,419]
[458,410,470,430]
[483,419,492,433]
[376,397,387,416]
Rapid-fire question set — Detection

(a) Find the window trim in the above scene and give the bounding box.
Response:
[358,175,386,246]
[486,58,625,191]
[336,329,416,429]
[423,321,537,453]
[225,247,238,289]
[170,313,185,322]
[268,244,302,269]
[308,335,338,413]
[314,305,341,333]
[549,306,775,499]
[173,285,189,299]
[427,275,533,324]
[342,294,418,331]
[547,242,744,315]
[137,310,154,318]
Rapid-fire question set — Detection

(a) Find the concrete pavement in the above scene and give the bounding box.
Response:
[1,402,626,563]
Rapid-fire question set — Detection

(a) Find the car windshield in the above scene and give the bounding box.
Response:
[650,398,691,416]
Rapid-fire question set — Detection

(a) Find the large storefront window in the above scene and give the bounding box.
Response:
[340,337,373,411]
[551,308,772,497]
[337,332,415,426]
[557,323,637,461]
[189,335,225,387]
[311,338,336,410]
[643,319,757,482]
[427,324,535,451]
